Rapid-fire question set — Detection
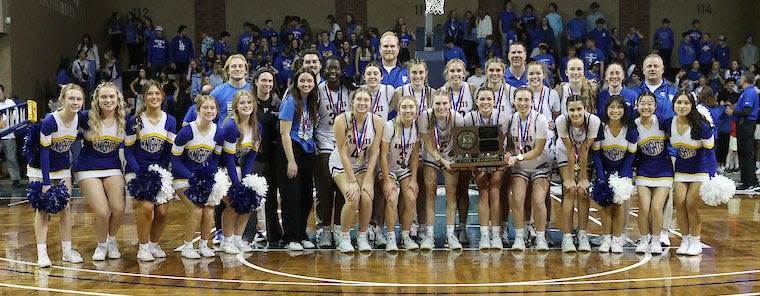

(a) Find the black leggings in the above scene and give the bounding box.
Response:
[278,143,315,243]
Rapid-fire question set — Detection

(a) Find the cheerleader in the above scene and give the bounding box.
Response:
[314,57,353,249]
[591,95,637,253]
[557,58,598,115]
[171,95,223,259]
[667,90,716,255]
[633,92,674,254]
[361,62,395,246]
[332,89,384,252]
[556,95,601,252]
[279,68,319,251]
[75,82,127,261]
[506,87,550,251]
[28,84,85,267]
[440,58,476,244]
[380,96,420,251]
[220,90,262,254]
[463,87,510,250]
[124,80,177,262]
[418,90,465,250]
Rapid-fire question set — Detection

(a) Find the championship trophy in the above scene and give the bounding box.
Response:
[450,125,507,169]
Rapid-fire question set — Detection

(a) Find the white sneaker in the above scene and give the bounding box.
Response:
[357,235,372,252]
[479,235,491,250]
[686,236,702,255]
[107,241,121,259]
[490,235,504,250]
[301,240,316,249]
[501,228,510,244]
[611,237,624,254]
[511,235,526,251]
[235,239,254,253]
[635,236,650,253]
[385,234,399,252]
[137,246,155,262]
[660,229,671,246]
[338,239,355,253]
[577,233,591,252]
[63,250,83,263]
[446,233,462,250]
[92,244,107,261]
[286,241,304,251]
[403,235,419,250]
[37,252,52,268]
[150,243,166,258]
[181,247,201,259]
[374,227,387,248]
[333,231,343,246]
[317,229,333,248]
[598,235,611,253]
[420,235,434,251]
[410,223,419,238]
[535,235,549,251]
[650,236,663,254]
[253,231,267,243]
[676,236,690,255]
[220,241,241,254]
[198,246,215,257]
[561,235,576,253]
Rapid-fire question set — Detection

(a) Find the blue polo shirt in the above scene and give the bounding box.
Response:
[504,66,528,87]
[736,86,759,121]
[381,63,409,88]
[634,80,676,120]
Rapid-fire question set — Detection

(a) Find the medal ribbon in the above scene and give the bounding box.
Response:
[410,85,426,116]
[496,84,505,112]
[326,85,343,113]
[433,111,451,152]
[451,85,464,112]
[371,88,382,113]
[534,87,545,115]
[400,121,412,164]
[518,110,532,153]
[352,114,369,159]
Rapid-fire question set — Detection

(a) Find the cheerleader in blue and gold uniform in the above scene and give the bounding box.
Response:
[125,80,177,262]
[75,82,127,262]
[28,84,85,267]
[666,90,717,256]
[171,95,223,259]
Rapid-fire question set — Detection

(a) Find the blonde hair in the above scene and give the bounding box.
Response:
[134,80,164,136]
[223,54,249,81]
[88,82,127,139]
[195,95,219,113]
[442,58,466,86]
[566,57,597,114]
[393,96,418,139]
[223,90,260,148]
[57,84,85,111]
[344,89,372,140]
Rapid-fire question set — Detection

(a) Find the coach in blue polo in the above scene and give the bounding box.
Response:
[728,72,760,190]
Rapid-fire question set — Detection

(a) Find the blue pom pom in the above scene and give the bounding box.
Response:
[27,181,45,211]
[22,124,41,168]
[185,167,216,206]
[43,183,70,214]
[229,183,255,214]
[591,178,614,207]
[127,170,162,202]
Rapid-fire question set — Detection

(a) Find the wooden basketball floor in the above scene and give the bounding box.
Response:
[0,184,758,295]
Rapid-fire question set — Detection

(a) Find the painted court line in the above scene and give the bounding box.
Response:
[0,282,125,295]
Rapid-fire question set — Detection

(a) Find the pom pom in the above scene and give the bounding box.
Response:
[590,177,614,207]
[22,124,41,168]
[207,169,230,207]
[243,174,268,197]
[127,170,161,202]
[185,167,215,206]
[700,174,736,206]
[609,173,635,204]
[27,181,45,211]
[228,183,255,214]
[43,182,70,214]
[696,104,715,127]
[149,165,175,205]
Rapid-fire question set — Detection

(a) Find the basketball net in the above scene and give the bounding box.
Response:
[424,0,445,15]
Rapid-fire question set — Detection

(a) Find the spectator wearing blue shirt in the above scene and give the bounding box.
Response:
[715,35,730,69]
[679,32,697,70]
[498,1,518,56]
[586,2,605,30]
[565,9,587,43]
[169,25,195,75]
[215,31,232,59]
[653,18,675,69]
[444,36,467,67]
[624,26,644,65]
[698,33,715,73]
[686,60,702,82]
[316,31,338,60]
[545,3,563,54]
[581,38,606,71]
[261,20,278,40]
[588,18,611,56]
[146,26,168,78]
[444,10,463,43]
[520,4,537,31]
[727,72,760,189]
[687,20,703,50]
[238,22,254,54]
[125,12,140,68]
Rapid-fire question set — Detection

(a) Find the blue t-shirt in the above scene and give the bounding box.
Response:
[654,27,674,50]
[279,95,315,153]
[210,82,252,124]
[498,11,518,33]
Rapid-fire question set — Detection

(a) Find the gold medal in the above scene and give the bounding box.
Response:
[573,163,581,172]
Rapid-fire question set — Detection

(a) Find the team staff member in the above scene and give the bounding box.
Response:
[379,31,409,89]
[279,68,319,251]
[75,82,127,261]
[727,73,759,190]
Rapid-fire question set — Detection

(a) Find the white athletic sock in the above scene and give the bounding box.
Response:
[224,236,233,243]
[199,239,209,249]
[426,225,434,236]
[480,226,489,234]
[37,244,47,254]
[401,230,410,238]
[61,241,72,254]
[184,241,194,249]
[106,235,116,244]
[334,225,342,233]
[359,231,367,239]
[342,231,351,240]
[139,243,149,250]
[578,230,587,237]
[446,225,455,236]
[149,241,158,247]
[233,235,242,243]
[97,242,107,249]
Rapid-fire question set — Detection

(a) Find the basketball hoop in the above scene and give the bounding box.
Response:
[424,0,445,15]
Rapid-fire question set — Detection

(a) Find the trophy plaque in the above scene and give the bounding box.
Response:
[450,125,507,169]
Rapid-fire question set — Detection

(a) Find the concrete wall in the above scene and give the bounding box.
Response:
[225,0,335,45]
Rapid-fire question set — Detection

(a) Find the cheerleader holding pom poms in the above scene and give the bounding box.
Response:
[666,90,719,256]
[220,90,263,254]
[75,82,128,262]
[26,83,85,267]
[124,80,177,262]
[171,95,224,259]
[332,89,384,252]
[591,95,638,253]
[379,96,420,251]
